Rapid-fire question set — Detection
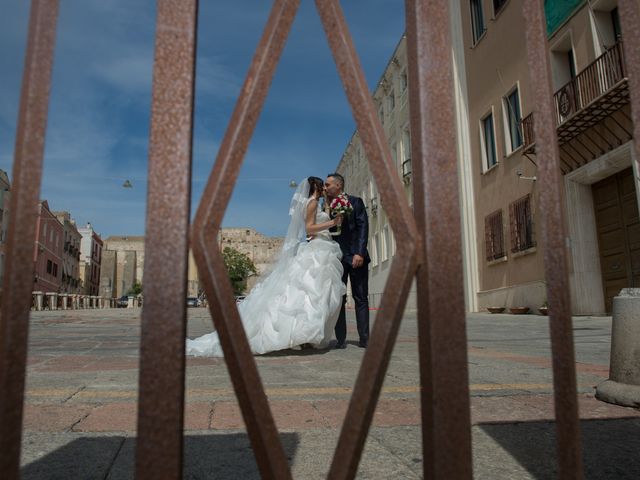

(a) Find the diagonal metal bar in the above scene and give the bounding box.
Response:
[191,1,300,478]
[404,1,473,478]
[618,0,640,176]
[135,1,198,479]
[314,1,420,478]
[0,2,60,478]
[522,1,584,478]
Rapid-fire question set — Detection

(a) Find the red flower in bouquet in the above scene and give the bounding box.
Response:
[329,193,353,235]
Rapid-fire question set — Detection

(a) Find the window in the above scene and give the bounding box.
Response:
[470,0,486,43]
[503,87,523,152]
[611,7,621,41]
[592,4,622,53]
[480,111,497,170]
[400,70,408,93]
[401,129,412,180]
[550,34,576,90]
[388,89,395,112]
[46,259,52,274]
[52,263,58,278]
[485,210,505,261]
[371,233,379,267]
[378,104,384,125]
[493,0,508,16]
[382,225,391,262]
[509,194,536,253]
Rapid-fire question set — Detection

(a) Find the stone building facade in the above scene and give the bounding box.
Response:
[98,229,282,299]
[334,20,478,311]
[53,211,81,294]
[459,0,638,314]
[218,228,284,290]
[32,201,64,293]
[101,236,144,298]
[78,223,103,296]
[335,0,638,314]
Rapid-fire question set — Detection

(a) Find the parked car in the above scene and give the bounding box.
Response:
[186,297,201,308]
[117,295,129,308]
[235,296,246,304]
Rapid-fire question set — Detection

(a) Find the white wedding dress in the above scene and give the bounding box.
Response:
[186,199,346,357]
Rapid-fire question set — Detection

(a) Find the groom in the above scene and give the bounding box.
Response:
[325,173,370,349]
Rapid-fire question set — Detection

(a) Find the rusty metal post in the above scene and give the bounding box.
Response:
[619,0,640,175]
[0,2,60,478]
[135,1,198,479]
[190,1,300,479]
[313,1,420,478]
[522,1,584,478]
[404,1,473,479]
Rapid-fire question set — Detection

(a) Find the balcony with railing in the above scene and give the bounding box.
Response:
[519,41,628,159]
[554,41,628,143]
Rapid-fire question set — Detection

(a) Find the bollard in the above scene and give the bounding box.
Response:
[60,294,67,310]
[596,288,640,407]
[127,295,135,308]
[33,291,43,311]
[46,292,57,310]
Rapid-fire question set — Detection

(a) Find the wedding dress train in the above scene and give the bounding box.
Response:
[186,205,345,357]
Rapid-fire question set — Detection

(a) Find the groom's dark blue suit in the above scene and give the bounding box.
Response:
[333,194,370,347]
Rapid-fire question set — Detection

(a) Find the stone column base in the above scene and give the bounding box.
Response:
[596,380,640,408]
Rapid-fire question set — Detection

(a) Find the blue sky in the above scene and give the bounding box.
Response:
[0,1,404,238]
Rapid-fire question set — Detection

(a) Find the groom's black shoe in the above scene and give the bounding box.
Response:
[335,341,347,349]
[358,339,368,348]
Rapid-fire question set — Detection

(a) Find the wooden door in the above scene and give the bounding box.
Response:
[592,167,640,313]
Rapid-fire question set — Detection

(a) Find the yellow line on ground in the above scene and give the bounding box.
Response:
[25,382,593,400]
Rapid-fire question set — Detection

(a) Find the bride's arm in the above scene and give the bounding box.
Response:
[305,198,341,235]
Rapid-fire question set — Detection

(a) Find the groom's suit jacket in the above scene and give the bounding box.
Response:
[334,194,370,266]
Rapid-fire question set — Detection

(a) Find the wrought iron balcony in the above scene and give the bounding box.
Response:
[553,41,628,143]
[519,41,628,156]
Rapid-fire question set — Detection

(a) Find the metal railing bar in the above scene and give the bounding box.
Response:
[405,0,473,478]
[191,1,300,478]
[0,2,60,478]
[135,1,198,479]
[523,1,584,478]
[619,1,640,178]
[314,1,420,478]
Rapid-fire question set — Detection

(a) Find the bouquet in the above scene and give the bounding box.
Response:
[329,193,353,235]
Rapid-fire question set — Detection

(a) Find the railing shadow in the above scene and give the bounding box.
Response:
[478,417,640,479]
[22,432,300,479]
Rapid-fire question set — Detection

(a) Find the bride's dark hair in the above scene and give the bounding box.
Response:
[307,176,324,197]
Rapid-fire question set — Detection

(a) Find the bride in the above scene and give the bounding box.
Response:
[186,177,346,357]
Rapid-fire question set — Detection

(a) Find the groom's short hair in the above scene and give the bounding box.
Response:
[327,172,344,188]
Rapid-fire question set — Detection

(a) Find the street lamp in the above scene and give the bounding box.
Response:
[289,180,297,189]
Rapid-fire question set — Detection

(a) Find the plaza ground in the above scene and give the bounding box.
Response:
[19,308,640,479]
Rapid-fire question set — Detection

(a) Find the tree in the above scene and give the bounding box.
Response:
[128,282,143,295]
[222,247,257,295]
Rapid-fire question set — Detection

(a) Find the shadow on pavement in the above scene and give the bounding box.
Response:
[480,417,640,479]
[22,432,299,479]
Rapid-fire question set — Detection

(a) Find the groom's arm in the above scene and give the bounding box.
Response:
[353,197,369,258]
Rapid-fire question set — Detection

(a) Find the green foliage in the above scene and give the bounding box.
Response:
[127,282,143,295]
[222,247,257,295]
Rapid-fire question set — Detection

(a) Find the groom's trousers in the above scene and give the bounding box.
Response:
[335,262,369,345]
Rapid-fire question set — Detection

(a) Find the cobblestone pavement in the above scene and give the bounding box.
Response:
[17,308,640,479]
